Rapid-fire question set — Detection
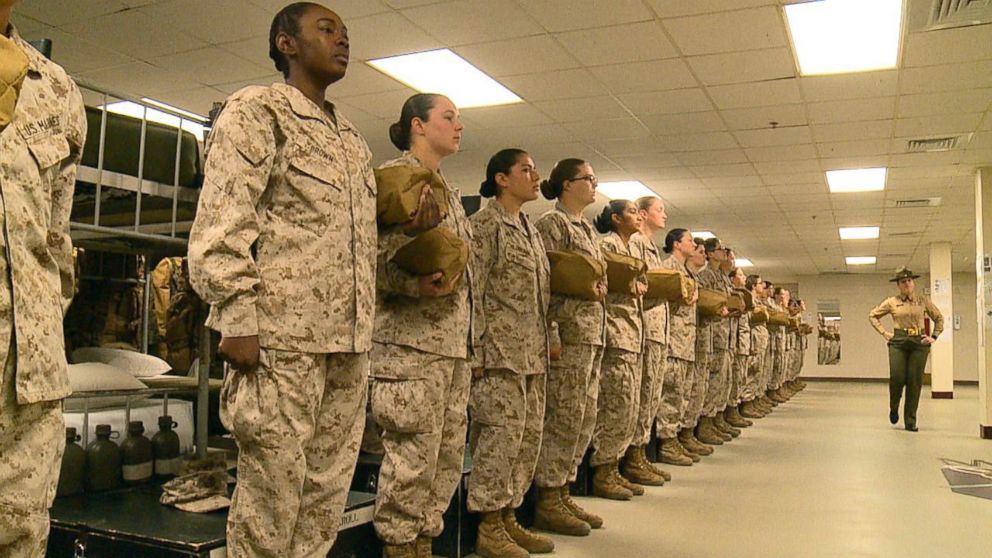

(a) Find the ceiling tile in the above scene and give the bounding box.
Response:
[556,21,678,66]
[139,0,272,45]
[9,13,49,35]
[817,139,892,159]
[735,125,812,148]
[461,103,554,129]
[521,0,655,32]
[646,0,774,19]
[248,0,391,19]
[18,25,134,75]
[812,121,894,143]
[14,0,127,26]
[677,149,749,166]
[500,69,609,102]
[707,79,801,109]
[589,59,697,93]
[893,113,985,138]
[149,47,272,87]
[346,11,444,61]
[800,71,898,103]
[562,118,651,141]
[687,47,795,86]
[75,61,197,97]
[897,89,992,118]
[612,153,683,169]
[643,111,727,136]
[152,86,227,116]
[755,159,820,175]
[618,88,714,117]
[903,25,992,68]
[900,61,992,95]
[60,9,206,59]
[340,88,419,119]
[689,163,756,178]
[456,35,578,77]
[807,97,897,125]
[532,96,629,123]
[745,143,818,162]
[332,63,411,98]
[720,104,807,130]
[662,6,787,56]
[656,131,740,152]
[401,0,543,46]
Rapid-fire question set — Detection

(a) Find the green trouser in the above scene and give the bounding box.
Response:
[887,333,930,428]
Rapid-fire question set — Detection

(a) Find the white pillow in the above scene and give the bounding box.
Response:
[65,362,148,411]
[71,347,172,378]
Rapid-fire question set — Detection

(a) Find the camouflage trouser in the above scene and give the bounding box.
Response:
[590,348,641,467]
[769,344,786,390]
[789,348,804,380]
[632,341,667,446]
[743,348,765,401]
[534,343,603,488]
[681,352,710,429]
[703,349,731,417]
[467,371,546,512]
[728,354,748,406]
[223,349,367,558]
[656,357,690,439]
[0,348,64,558]
[370,344,470,544]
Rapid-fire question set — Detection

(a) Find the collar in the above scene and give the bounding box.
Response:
[488,198,527,230]
[898,294,915,303]
[272,82,354,131]
[7,25,41,75]
[553,201,587,225]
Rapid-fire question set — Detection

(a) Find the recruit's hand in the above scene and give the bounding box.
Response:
[632,280,648,297]
[419,272,457,298]
[402,184,443,237]
[688,289,699,305]
[883,332,894,341]
[921,335,935,345]
[595,281,608,301]
[549,344,563,361]
[219,335,260,373]
[719,306,730,318]
[472,367,484,379]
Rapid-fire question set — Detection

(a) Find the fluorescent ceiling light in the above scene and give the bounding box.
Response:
[846,256,877,265]
[824,316,842,321]
[839,226,880,240]
[826,167,887,193]
[784,0,903,76]
[368,49,522,109]
[101,100,206,137]
[735,258,754,267]
[692,231,716,240]
[597,181,659,201]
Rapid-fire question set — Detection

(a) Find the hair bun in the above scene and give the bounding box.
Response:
[388,122,408,151]
[479,179,497,198]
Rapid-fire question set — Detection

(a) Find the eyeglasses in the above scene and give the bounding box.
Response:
[567,175,598,186]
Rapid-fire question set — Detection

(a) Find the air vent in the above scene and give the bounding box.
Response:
[928,0,992,29]
[907,136,961,152]
[890,198,942,209]
[888,231,922,237]
[882,253,909,258]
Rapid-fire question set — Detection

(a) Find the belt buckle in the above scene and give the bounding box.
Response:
[907,327,919,336]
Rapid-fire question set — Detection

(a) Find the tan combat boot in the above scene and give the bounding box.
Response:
[765,390,784,405]
[533,486,591,536]
[476,511,528,558]
[415,536,432,558]
[640,445,672,481]
[659,437,693,466]
[621,446,665,486]
[592,463,633,501]
[560,487,603,529]
[739,401,763,419]
[726,405,753,428]
[757,394,775,411]
[503,507,554,554]
[614,466,645,496]
[695,417,726,445]
[680,428,714,455]
[713,412,740,438]
[770,387,789,403]
[677,437,702,462]
[383,541,419,558]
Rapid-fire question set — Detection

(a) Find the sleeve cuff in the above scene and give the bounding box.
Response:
[205,299,259,338]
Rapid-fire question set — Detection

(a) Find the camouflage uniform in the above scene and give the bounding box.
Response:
[747,299,770,399]
[589,233,643,467]
[730,299,752,407]
[0,27,84,558]
[656,256,696,439]
[697,266,733,418]
[370,151,473,545]
[684,264,715,429]
[533,204,606,488]
[466,201,550,512]
[630,232,668,446]
[188,83,375,558]
[766,300,787,391]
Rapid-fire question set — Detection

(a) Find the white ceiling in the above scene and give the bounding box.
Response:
[13,0,992,278]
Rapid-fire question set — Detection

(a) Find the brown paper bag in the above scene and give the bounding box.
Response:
[603,251,647,294]
[374,166,450,226]
[547,250,606,301]
[391,226,468,286]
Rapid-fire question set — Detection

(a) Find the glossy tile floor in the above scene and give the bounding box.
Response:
[493,382,992,558]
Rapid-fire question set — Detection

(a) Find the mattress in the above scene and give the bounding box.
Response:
[64,398,194,454]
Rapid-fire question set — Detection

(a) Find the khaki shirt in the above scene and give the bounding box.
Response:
[660,255,696,362]
[869,293,944,338]
[534,203,606,347]
[188,83,376,354]
[373,151,473,360]
[630,232,669,345]
[0,27,85,403]
[599,232,643,353]
[470,201,550,375]
[697,265,732,352]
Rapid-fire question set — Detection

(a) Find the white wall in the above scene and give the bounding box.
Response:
[797,272,978,382]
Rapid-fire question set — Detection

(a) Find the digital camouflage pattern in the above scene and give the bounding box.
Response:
[374,151,473,359]
[590,348,641,467]
[534,343,603,487]
[633,340,667,445]
[468,371,546,511]
[222,349,367,558]
[535,203,606,347]
[659,256,696,362]
[599,232,644,353]
[371,343,470,544]
[657,357,690,438]
[188,83,376,354]
[470,200,551,374]
[630,232,669,345]
[0,27,83,558]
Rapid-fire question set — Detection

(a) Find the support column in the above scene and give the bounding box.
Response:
[929,242,953,398]
[974,167,992,439]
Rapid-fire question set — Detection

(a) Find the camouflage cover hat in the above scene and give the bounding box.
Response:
[602,250,648,294]
[391,226,469,286]
[889,266,920,282]
[159,454,231,513]
[547,250,606,301]
[374,165,450,226]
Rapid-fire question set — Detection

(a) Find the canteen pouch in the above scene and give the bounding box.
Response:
[374,165,450,226]
[603,251,647,294]
[391,226,469,286]
[645,268,692,302]
[547,250,606,301]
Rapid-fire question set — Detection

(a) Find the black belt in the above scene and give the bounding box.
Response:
[894,328,922,337]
